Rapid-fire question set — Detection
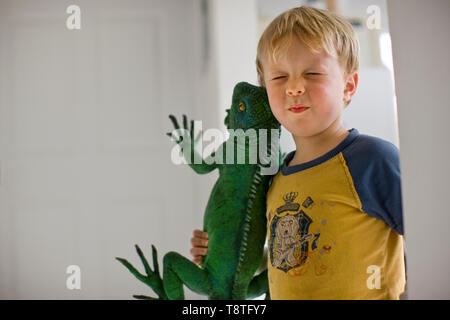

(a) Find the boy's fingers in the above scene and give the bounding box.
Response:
[193,229,208,240]
[190,247,208,257]
[190,229,208,262]
[191,236,208,248]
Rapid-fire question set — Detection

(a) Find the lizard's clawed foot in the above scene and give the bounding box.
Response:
[116,244,168,300]
[166,114,203,145]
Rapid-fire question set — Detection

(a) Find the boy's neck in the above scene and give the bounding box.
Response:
[289,123,350,167]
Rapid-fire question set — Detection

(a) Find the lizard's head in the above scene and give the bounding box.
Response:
[224,82,280,131]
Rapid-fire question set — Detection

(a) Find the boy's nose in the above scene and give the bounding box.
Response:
[286,83,305,96]
[286,88,304,96]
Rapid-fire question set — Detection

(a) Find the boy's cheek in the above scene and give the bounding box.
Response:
[267,92,291,123]
[266,89,283,111]
[265,96,284,124]
[270,107,289,128]
[268,101,285,123]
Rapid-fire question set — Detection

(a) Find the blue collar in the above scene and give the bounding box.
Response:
[281,128,359,176]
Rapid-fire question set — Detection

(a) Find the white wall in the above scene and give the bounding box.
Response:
[211,0,259,131]
[387,0,450,299]
[0,0,263,300]
[0,0,212,300]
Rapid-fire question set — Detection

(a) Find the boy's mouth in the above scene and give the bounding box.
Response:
[288,104,310,114]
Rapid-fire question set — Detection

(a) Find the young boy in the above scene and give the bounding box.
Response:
[191,6,406,299]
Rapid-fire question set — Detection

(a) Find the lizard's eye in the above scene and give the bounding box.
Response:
[239,102,245,111]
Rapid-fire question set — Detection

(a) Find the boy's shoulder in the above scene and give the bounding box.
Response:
[343,132,400,167]
[342,131,401,196]
[277,129,400,175]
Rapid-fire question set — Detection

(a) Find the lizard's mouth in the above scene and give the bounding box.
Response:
[247,119,280,130]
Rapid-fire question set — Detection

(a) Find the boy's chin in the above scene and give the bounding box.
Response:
[288,126,328,139]
[288,128,315,138]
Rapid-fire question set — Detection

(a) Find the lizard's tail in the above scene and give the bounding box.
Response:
[116,244,168,300]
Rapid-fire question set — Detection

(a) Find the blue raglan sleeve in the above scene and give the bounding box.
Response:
[342,135,404,235]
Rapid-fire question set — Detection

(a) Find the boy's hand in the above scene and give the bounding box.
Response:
[190,229,208,266]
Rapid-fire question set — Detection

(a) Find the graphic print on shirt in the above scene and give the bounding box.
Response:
[269,192,320,273]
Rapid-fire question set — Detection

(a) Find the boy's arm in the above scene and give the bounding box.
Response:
[343,137,404,235]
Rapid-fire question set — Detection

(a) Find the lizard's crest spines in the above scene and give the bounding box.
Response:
[232,164,265,298]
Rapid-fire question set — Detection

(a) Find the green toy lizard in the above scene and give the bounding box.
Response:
[116,82,281,299]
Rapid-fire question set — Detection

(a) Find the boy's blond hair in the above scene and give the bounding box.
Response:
[256,6,359,87]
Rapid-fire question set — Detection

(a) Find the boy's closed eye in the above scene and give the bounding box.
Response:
[271,75,287,80]
[271,72,324,81]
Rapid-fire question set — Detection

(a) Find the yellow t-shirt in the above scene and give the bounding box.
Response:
[266,129,406,299]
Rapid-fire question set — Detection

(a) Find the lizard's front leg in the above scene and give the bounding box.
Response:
[167,114,219,175]
[163,251,213,299]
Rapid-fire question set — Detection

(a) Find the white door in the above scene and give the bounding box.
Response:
[0,0,207,299]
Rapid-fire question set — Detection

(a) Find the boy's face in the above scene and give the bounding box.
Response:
[261,37,358,138]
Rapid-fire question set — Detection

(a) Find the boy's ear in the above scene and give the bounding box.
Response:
[343,71,358,105]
